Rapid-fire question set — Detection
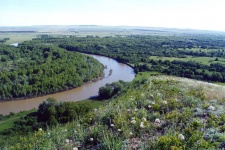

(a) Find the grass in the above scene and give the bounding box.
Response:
[150,56,225,65]
[0,109,36,132]
[76,97,109,108]
[5,75,225,149]
[0,33,38,44]
[134,71,161,80]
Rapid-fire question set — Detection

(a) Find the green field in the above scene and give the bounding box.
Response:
[0,109,36,132]
[0,33,37,44]
[150,56,225,65]
[134,71,161,80]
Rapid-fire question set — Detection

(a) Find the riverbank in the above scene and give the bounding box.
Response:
[0,53,135,115]
[0,72,105,103]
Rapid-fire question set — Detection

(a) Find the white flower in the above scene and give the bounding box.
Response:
[131,120,136,124]
[162,100,168,105]
[152,102,155,105]
[178,134,185,140]
[134,108,138,111]
[127,109,131,112]
[129,132,133,135]
[207,106,215,111]
[110,124,115,127]
[142,117,147,122]
[131,117,135,120]
[73,147,78,150]
[66,139,70,143]
[77,124,81,127]
[90,138,94,141]
[65,129,67,132]
[140,123,145,128]
[38,128,42,131]
[148,105,152,108]
[89,118,92,120]
[118,129,122,132]
[94,108,97,111]
[155,118,161,124]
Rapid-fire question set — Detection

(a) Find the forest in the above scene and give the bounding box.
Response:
[26,34,225,83]
[0,43,104,100]
[1,33,225,100]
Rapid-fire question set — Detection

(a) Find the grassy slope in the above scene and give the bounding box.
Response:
[6,74,225,149]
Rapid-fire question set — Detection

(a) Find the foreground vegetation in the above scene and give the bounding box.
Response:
[1,75,225,149]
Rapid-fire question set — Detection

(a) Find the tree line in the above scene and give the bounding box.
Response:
[0,44,103,100]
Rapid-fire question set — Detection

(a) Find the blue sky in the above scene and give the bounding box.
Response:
[0,0,225,31]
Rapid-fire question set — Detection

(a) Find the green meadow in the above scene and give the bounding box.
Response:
[150,56,225,65]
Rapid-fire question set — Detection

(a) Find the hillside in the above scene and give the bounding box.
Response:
[3,74,225,149]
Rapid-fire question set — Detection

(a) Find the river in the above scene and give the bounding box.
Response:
[0,53,135,115]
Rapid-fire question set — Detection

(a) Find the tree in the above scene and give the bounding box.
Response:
[98,86,113,99]
[37,97,57,122]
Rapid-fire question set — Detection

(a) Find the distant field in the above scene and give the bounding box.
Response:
[149,56,225,65]
[0,33,37,44]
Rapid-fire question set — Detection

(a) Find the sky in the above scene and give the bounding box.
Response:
[0,0,225,31]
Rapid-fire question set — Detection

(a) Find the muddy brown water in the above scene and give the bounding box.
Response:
[0,54,135,115]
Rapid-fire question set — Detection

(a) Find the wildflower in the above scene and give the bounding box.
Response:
[178,134,185,140]
[73,147,78,150]
[140,122,145,128]
[207,106,215,111]
[134,108,138,111]
[131,117,135,120]
[148,105,152,108]
[89,118,92,120]
[127,109,131,112]
[90,138,94,141]
[94,108,97,111]
[142,117,147,122]
[38,128,42,131]
[118,129,122,132]
[131,120,136,124]
[155,118,161,124]
[65,129,67,132]
[77,124,81,127]
[162,100,168,104]
[110,124,115,127]
[129,132,133,135]
[66,139,70,144]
